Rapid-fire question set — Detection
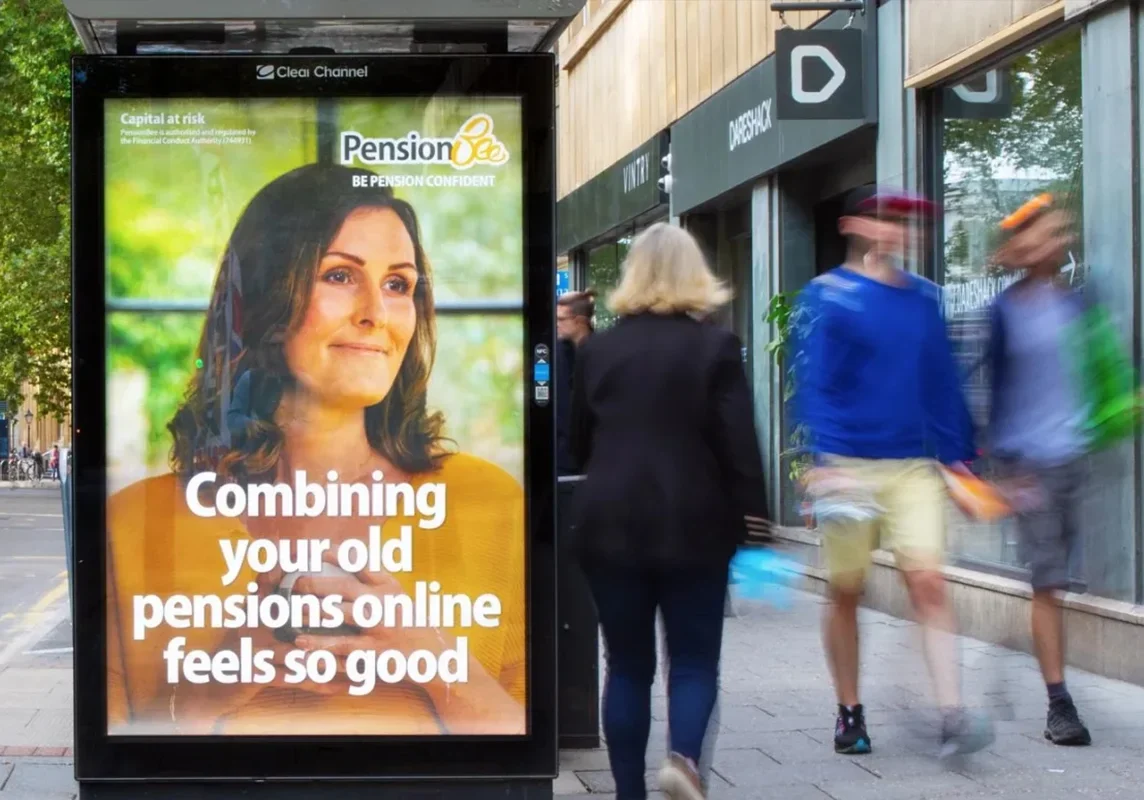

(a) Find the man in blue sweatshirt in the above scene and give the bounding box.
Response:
[792,185,993,758]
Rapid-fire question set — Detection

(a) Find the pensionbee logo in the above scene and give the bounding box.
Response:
[339,114,510,171]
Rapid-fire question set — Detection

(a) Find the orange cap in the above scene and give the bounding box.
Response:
[1000,193,1054,231]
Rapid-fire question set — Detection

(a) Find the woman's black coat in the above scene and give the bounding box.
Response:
[569,312,769,568]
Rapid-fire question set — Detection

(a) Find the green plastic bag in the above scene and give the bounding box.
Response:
[1068,303,1143,450]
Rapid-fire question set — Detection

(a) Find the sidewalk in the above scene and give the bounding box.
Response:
[556,587,1144,799]
[3,589,1144,798]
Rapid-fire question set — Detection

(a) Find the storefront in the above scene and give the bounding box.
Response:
[915,1,1140,606]
[556,131,669,329]
[668,8,878,522]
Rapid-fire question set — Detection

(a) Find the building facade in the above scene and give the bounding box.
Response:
[8,380,71,455]
[556,0,1144,681]
[0,385,70,460]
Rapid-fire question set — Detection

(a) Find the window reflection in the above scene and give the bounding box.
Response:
[584,222,660,331]
[938,30,1083,571]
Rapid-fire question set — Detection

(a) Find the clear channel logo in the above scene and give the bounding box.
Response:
[255,64,370,80]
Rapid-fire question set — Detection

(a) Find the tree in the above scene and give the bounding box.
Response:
[942,32,1083,223]
[946,218,970,269]
[0,1,80,417]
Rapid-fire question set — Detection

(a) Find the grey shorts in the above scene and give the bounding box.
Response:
[999,457,1087,590]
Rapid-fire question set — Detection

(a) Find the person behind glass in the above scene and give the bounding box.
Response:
[986,194,1092,746]
[570,222,768,800]
[792,185,994,758]
[555,289,596,476]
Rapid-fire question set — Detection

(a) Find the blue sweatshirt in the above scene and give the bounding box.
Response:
[790,267,975,465]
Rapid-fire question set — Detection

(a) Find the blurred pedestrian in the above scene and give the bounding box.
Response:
[570,222,769,800]
[792,185,994,758]
[556,288,596,475]
[985,193,1092,746]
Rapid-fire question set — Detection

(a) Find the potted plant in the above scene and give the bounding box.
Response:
[764,292,814,528]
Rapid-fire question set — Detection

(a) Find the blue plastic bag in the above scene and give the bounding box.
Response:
[729,548,799,610]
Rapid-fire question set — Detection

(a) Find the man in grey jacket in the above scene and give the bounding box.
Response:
[985,193,1091,746]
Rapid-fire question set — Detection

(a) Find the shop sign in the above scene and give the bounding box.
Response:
[556,130,668,253]
[943,69,1013,120]
[670,10,875,215]
[729,99,774,151]
[775,27,866,121]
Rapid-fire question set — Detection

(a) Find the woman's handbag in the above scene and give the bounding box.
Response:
[729,547,797,610]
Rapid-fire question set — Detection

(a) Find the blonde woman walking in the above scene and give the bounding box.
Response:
[570,223,770,800]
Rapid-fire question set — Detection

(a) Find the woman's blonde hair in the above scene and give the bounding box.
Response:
[608,222,732,317]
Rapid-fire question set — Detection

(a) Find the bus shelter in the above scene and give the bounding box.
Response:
[65,1,581,796]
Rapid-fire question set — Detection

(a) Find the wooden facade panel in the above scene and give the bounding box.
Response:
[695,1,704,103]
[665,0,677,123]
[736,1,753,77]
[1012,0,1058,12]
[648,0,661,147]
[673,1,686,121]
[557,0,825,197]
[686,1,700,113]
[710,0,723,92]
[724,1,740,84]
[906,0,1057,79]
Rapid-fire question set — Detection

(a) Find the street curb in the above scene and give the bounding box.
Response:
[0,746,72,757]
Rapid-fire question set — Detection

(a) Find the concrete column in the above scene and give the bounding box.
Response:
[1081,4,1138,601]
[750,177,781,521]
[876,0,925,275]
[875,0,910,191]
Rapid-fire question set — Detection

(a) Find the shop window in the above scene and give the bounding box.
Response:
[584,222,661,331]
[935,29,1084,575]
[585,241,621,331]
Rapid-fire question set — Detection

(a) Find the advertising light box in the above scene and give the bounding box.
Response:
[71,55,556,787]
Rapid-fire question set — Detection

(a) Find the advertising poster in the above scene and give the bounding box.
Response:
[103,96,526,737]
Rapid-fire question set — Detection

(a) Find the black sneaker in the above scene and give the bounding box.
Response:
[1045,697,1092,746]
[834,704,872,754]
[939,708,995,758]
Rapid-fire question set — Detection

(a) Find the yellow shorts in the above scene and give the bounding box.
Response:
[819,456,946,590]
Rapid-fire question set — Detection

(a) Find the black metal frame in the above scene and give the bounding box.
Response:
[110,20,514,56]
[71,53,557,783]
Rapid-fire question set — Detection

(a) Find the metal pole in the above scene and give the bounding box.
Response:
[770,1,865,11]
[60,448,74,622]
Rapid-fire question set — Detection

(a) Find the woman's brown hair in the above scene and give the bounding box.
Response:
[168,163,448,484]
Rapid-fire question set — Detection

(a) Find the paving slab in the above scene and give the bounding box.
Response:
[1,760,76,796]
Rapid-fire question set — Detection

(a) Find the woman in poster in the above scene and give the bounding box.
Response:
[105,163,526,736]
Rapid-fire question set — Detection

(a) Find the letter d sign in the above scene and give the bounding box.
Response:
[791,45,846,104]
[775,27,866,121]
